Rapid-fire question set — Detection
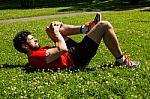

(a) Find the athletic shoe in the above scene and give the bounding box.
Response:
[84,13,101,31]
[114,55,140,67]
[94,12,101,24]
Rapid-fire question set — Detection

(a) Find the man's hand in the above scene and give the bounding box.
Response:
[46,21,64,42]
[51,21,63,30]
[46,21,63,32]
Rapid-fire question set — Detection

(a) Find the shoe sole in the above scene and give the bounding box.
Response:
[94,13,101,24]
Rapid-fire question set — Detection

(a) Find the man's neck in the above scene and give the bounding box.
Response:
[27,50,32,56]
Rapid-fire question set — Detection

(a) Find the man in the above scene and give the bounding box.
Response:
[13,13,140,71]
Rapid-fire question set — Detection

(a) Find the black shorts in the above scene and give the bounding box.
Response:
[66,36,99,68]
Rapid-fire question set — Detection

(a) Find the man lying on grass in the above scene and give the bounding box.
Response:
[13,13,140,71]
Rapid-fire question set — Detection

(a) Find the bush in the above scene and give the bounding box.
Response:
[129,0,140,4]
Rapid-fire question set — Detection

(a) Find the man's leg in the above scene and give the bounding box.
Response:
[87,21,140,67]
[87,21,122,58]
[59,13,101,36]
[59,25,81,36]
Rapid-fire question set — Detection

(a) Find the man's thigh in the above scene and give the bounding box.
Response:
[65,37,78,49]
[87,21,108,44]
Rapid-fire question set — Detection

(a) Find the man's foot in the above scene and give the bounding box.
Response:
[114,55,140,67]
[81,13,101,33]
[85,13,101,28]
[94,13,101,24]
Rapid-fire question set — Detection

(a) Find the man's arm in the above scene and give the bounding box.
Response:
[45,22,68,63]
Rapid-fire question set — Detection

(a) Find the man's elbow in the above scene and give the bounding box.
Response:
[61,48,68,52]
[59,47,68,53]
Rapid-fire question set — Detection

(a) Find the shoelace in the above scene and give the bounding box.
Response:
[85,21,95,31]
[124,55,132,66]
[85,21,94,27]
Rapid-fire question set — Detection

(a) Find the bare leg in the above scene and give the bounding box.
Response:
[87,21,122,58]
[59,24,81,36]
[51,13,100,37]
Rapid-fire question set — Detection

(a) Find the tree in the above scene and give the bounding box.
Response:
[20,0,34,9]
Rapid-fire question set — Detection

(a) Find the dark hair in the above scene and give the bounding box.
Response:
[13,30,31,54]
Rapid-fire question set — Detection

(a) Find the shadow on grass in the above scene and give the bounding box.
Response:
[0,0,150,11]
[0,64,24,69]
[140,8,150,12]
[0,63,117,73]
[0,63,35,73]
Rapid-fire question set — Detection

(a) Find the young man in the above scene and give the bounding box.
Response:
[13,13,140,70]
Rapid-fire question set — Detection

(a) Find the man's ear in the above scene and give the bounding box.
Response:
[22,43,28,49]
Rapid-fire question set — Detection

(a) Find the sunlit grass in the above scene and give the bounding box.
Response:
[0,10,150,98]
[0,7,78,20]
[1,0,149,20]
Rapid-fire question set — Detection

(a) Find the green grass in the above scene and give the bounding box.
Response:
[0,7,78,20]
[0,0,150,20]
[0,10,150,98]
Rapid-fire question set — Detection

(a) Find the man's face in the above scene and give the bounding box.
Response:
[26,35,40,50]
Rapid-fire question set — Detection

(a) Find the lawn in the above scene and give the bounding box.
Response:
[0,10,150,98]
[0,0,150,20]
[0,7,78,20]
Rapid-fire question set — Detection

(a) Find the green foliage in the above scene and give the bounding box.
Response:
[0,10,150,98]
[20,0,34,9]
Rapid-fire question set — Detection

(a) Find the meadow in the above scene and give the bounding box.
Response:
[0,7,77,20]
[0,10,150,98]
[0,0,150,20]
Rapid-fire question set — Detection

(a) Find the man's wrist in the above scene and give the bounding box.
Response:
[54,29,61,35]
[54,29,59,32]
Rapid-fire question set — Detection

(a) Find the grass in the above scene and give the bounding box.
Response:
[0,7,78,20]
[0,10,150,98]
[0,0,150,20]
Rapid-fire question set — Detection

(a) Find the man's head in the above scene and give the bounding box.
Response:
[13,30,40,54]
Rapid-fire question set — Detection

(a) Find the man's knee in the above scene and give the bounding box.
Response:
[97,21,113,29]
